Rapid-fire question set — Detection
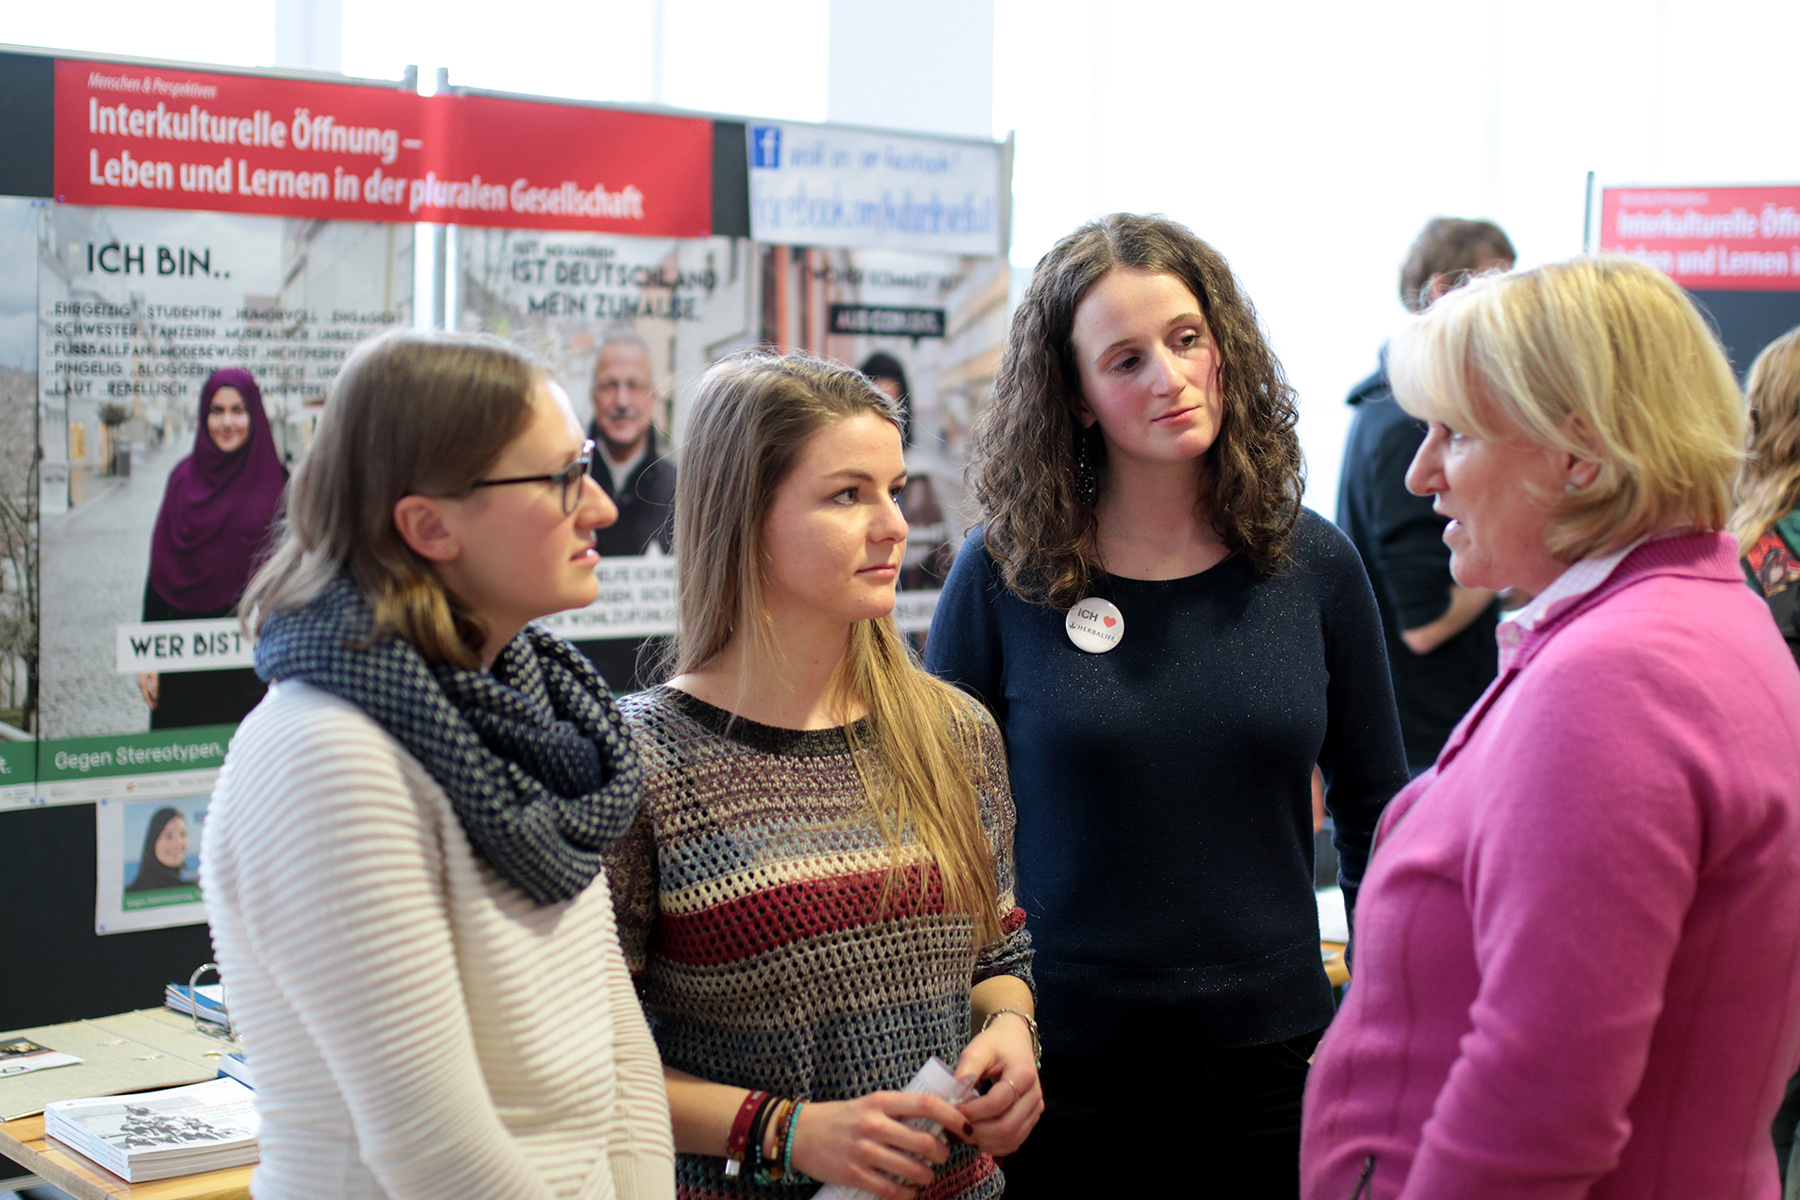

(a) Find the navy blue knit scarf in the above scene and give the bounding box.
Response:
[254,577,642,905]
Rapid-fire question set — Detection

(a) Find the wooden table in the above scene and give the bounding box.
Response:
[0,1113,251,1200]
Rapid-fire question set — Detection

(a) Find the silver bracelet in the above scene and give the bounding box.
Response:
[981,1007,1041,1067]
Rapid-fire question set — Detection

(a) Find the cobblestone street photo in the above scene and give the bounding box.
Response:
[39,436,186,738]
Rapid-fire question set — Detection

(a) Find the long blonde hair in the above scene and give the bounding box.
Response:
[242,330,542,666]
[1730,326,1800,553]
[672,352,1001,944]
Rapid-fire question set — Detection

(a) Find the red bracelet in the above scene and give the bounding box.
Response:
[725,1089,768,1177]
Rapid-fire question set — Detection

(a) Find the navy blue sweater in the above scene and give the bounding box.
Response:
[925,510,1408,1054]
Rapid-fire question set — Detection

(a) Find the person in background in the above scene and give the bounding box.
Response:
[607,352,1039,1200]
[926,213,1408,1196]
[1734,325,1800,669]
[1729,325,1800,1195]
[1302,258,1800,1200]
[588,332,675,555]
[581,331,676,692]
[860,351,913,446]
[1338,218,1515,773]
[207,330,675,1200]
[124,806,188,893]
[138,367,286,728]
[858,352,953,596]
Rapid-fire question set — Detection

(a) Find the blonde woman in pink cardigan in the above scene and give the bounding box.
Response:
[1301,258,1800,1200]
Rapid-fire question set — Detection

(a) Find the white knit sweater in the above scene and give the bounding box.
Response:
[202,681,675,1200]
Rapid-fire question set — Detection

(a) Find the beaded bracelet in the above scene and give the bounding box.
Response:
[754,1097,788,1183]
[762,1098,789,1179]
[746,1093,782,1178]
[755,1096,804,1184]
[981,1007,1041,1068]
[781,1100,805,1180]
[724,1089,768,1177]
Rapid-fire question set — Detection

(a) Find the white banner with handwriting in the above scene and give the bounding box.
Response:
[747,121,1002,257]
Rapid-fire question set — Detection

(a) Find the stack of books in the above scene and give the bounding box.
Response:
[163,982,229,1025]
[43,1076,258,1182]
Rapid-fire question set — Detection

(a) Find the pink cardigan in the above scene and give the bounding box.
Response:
[1302,533,1800,1200]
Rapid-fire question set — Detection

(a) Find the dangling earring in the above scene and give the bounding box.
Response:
[1074,424,1099,507]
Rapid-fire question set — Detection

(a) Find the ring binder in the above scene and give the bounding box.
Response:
[175,963,238,1043]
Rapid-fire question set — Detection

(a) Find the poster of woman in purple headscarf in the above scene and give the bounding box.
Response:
[33,204,413,743]
[136,368,288,729]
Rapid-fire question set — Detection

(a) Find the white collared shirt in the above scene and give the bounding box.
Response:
[1496,538,1648,671]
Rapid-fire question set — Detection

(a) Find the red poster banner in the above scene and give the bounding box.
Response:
[53,58,713,236]
[1599,184,1800,292]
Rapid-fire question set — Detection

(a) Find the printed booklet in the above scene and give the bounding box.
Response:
[163,983,228,1024]
[44,1076,258,1182]
[0,1038,83,1078]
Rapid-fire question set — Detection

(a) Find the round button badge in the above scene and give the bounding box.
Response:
[1065,597,1124,654]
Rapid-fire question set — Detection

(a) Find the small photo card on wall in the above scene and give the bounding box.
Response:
[95,792,210,934]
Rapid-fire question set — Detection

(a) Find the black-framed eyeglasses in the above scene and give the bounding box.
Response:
[466,439,594,515]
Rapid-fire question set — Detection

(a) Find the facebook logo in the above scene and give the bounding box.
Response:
[750,125,781,169]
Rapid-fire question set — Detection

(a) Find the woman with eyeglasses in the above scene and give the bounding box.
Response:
[204,330,675,1200]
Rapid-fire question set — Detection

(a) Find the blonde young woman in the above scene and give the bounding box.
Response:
[605,353,1040,1200]
[1733,325,1800,668]
[204,330,675,1200]
[1301,259,1800,1199]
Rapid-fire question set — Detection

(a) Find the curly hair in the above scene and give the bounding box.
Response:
[970,213,1303,607]
[1731,325,1800,554]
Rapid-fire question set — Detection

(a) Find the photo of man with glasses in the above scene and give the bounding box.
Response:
[578,329,675,693]
[586,330,675,557]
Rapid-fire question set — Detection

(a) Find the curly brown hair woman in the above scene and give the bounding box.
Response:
[972,212,1304,606]
[924,213,1408,1197]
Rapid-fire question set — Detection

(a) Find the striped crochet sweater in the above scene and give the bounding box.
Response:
[607,686,1034,1200]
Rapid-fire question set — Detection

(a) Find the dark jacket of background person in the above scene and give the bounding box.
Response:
[1338,357,1498,768]
[588,422,675,558]
[579,423,675,693]
[143,368,286,728]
